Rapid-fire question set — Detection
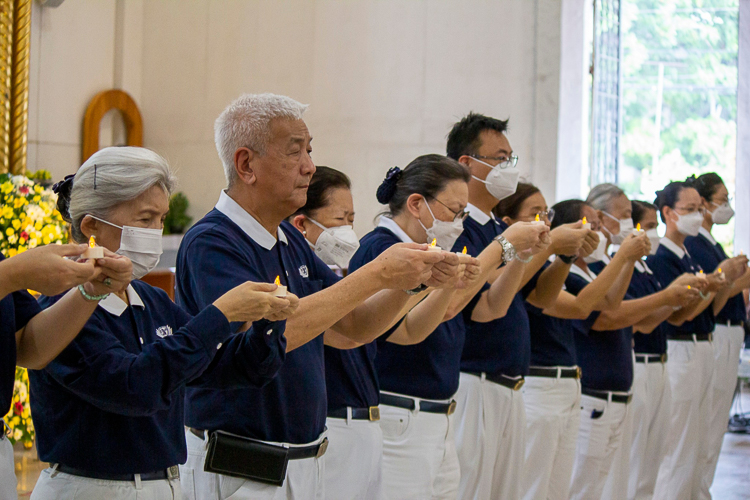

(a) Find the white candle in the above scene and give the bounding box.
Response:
[272,276,287,297]
[82,235,104,259]
[427,239,442,252]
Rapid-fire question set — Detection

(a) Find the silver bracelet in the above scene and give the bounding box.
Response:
[77,284,109,302]
[515,253,533,263]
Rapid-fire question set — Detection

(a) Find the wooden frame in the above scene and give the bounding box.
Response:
[0,0,32,175]
[81,89,143,163]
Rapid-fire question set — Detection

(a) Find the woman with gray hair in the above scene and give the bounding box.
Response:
[28,146,299,500]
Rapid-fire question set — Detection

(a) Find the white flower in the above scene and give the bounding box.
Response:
[13,428,22,441]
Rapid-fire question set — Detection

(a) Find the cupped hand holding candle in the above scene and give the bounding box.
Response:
[427,239,442,252]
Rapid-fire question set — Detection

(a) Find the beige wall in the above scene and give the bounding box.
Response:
[29,0,563,235]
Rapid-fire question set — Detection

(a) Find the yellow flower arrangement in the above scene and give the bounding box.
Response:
[2,173,68,447]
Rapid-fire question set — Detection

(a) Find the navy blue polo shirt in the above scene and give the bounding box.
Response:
[453,205,530,377]
[177,192,340,444]
[573,261,634,392]
[685,228,747,324]
[325,224,403,411]
[647,238,715,336]
[29,281,284,474]
[0,254,41,415]
[628,261,668,355]
[525,261,583,367]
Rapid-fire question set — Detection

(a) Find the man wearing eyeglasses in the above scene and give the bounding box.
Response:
[445,113,592,500]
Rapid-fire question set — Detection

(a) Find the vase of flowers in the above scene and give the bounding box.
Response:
[1,173,68,448]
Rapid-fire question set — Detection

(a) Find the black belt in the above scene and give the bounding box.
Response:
[635,353,667,363]
[582,388,632,404]
[527,366,582,379]
[379,393,457,415]
[466,371,525,390]
[722,320,745,327]
[189,428,327,460]
[54,463,179,482]
[327,407,380,421]
[669,333,712,342]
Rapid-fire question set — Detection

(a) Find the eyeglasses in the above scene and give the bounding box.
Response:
[430,197,469,222]
[674,206,706,216]
[472,154,518,169]
[711,196,733,206]
[534,209,555,222]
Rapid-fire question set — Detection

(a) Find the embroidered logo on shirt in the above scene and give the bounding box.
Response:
[299,265,309,278]
[156,325,173,338]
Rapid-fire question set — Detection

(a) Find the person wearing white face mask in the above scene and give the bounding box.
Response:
[29,147,300,500]
[648,181,744,500]
[291,166,359,274]
[683,173,750,498]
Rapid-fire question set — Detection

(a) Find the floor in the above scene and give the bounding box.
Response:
[12,392,750,498]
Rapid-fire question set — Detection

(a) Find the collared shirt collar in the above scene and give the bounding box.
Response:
[570,263,596,283]
[215,190,288,250]
[634,259,654,274]
[699,226,717,246]
[378,216,414,243]
[466,203,498,226]
[659,237,688,260]
[98,284,145,317]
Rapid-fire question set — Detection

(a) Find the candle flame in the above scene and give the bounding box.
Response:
[462,246,467,254]
[582,216,587,225]
[430,239,437,247]
[699,270,704,274]
[688,285,691,290]
[88,235,96,248]
[718,268,722,274]
[636,223,641,231]
[274,276,281,286]
[535,214,540,222]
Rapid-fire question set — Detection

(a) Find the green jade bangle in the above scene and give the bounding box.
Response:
[77,284,110,302]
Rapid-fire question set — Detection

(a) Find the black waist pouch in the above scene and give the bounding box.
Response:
[204,430,289,487]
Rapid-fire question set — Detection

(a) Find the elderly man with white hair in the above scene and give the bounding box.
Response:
[176,93,457,500]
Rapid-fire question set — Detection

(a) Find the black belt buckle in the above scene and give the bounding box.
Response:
[447,400,457,415]
[368,406,380,421]
[316,438,328,459]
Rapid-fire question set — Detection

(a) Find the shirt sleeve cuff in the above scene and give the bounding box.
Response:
[185,305,232,354]
[242,319,287,375]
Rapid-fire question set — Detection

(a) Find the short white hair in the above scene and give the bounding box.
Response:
[586,183,626,212]
[214,93,308,186]
[68,146,176,243]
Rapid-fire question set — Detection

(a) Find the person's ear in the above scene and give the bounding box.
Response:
[79,215,98,241]
[292,214,308,235]
[234,147,257,185]
[502,216,514,226]
[405,193,424,219]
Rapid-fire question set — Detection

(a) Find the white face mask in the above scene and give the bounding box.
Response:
[90,216,163,279]
[645,228,660,255]
[709,202,734,225]
[419,199,464,251]
[584,231,608,263]
[471,158,520,201]
[602,212,634,245]
[674,210,703,236]
[307,218,360,268]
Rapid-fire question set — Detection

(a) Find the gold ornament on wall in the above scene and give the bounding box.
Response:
[0,0,31,175]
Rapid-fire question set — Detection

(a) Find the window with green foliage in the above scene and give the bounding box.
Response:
[619,0,739,250]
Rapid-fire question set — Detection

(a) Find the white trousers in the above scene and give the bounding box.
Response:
[521,374,581,500]
[700,324,744,498]
[569,394,631,500]
[31,468,181,500]
[653,338,714,500]
[323,416,383,500]
[180,430,324,500]
[379,400,460,500]
[627,359,671,500]
[0,437,17,500]
[453,372,526,500]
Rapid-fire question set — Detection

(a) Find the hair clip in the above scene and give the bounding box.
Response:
[94,164,97,190]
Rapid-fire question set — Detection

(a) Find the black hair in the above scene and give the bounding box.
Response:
[493,182,540,220]
[685,172,725,202]
[376,154,470,215]
[631,200,658,225]
[52,174,75,222]
[654,181,692,223]
[294,166,351,217]
[446,112,509,160]
[550,199,586,229]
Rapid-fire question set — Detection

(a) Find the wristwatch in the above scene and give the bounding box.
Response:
[557,254,577,264]
[405,284,429,295]
[494,234,515,264]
